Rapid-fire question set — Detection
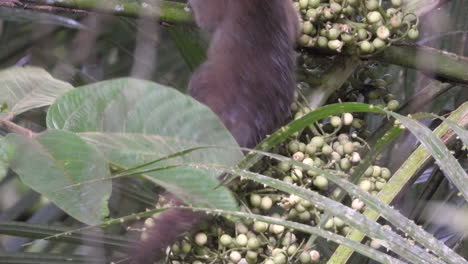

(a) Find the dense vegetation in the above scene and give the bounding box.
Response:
[0,0,466,263]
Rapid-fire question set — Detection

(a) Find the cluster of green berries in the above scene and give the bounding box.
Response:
[163,215,321,264]
[293,0,420,55]
[138,89,400,263]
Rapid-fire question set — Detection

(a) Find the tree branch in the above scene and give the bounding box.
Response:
[0,117,36,137]
[2,1,467,85]
[2,0,192,24]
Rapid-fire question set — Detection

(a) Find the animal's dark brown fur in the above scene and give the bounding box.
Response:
[132,1,299,263]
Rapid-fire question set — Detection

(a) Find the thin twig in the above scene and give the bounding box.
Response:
[0,118,36,137]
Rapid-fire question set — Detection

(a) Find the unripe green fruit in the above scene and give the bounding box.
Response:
[364,166,374,176]
[373,38,386,49]
[247,237,260,250]
[299,34,312,46]
[367,11,382,24]
[171,242,181,255]
[306,8,319,21]
[265,259,275,264]
[390,15,402,28]
[283,176,293,184]
[287,244,298,255]
[271,224,285,234]
[391,0,402,7]
[330,2,342,13]
[299,210,312,221]
[261,196,273,210]
[230,251,242,263]
[273,252,287,264]
[303,157,314,166]
[387,99,399,110]
[341,33,354,44]
[220,234,233,246]
[372,165,382,177]
[381,167,392,179]
[330,115,342,127]
[303,21,315,35]
[299,142,306,152]
[305,144,317,155]
[236,234,248,247]
[300,199,313,208]
[365,0,379,11]
[324,218,334,229]
[250,194,262,207]
[323,8,334,19]
[299,0,309,9]
[192,261,203,264]
[322,144,333,155]
[359,40,373,53]
[281,232,297,246]
[313,175,329,190]
[335,144,344,156]
[288,140,300,153]
[295,203,307,213]
[253,221,269,233]
[340,158,351,171]
[331,151,341,162]
[317,36,329,48]
[328,40,343,51]
[375,179,386,190]
[359,180,372,191]
[181,240,192,253]
[358,28,368,40]
[246,250,258,263]
[194,232,208,246]
[386,8,398,16]
[308,0,320,8]
[278,161,291,172]
[343,141,354,155]
[328,28,341,40]
[300,251,312,263]
[314,157,324,167]
[348,0,358,6]
[311,136,325,147]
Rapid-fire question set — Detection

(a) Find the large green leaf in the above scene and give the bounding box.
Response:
[46,78,241,210]
[0,67,73,117]
[3,130,111,225]
[79,132,237,210]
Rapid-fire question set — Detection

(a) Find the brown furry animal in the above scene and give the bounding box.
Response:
[132,1,299,262]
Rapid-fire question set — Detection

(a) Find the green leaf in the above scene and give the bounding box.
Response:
[0,7,85,29]
[79,132,238,210]
[0,221,132,252]
[4,130,111,225]
[386,110,468,200]
[46,78,241,210]
[0,67,73,117]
